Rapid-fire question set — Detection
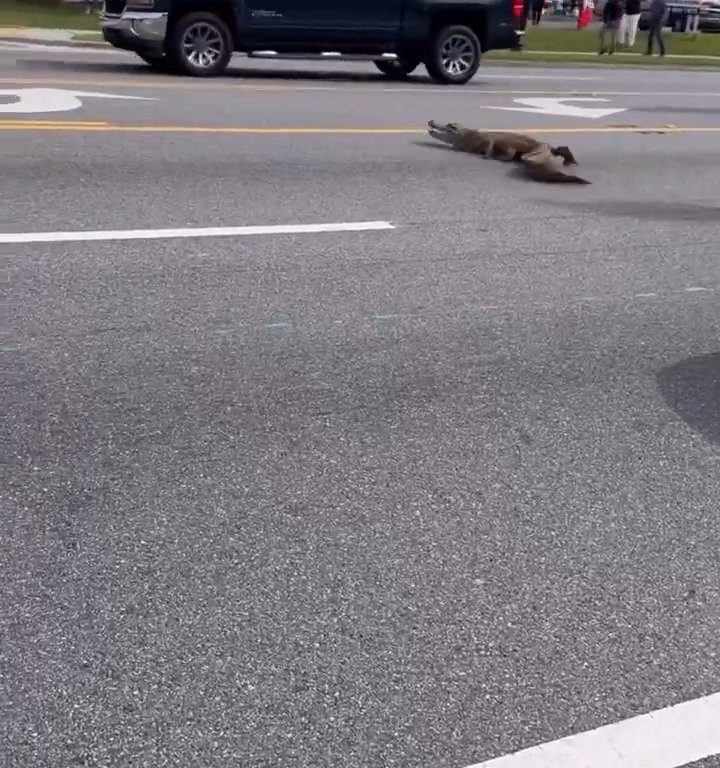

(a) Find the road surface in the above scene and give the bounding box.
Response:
[2,44,720,768]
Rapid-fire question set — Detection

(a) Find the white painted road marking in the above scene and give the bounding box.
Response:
[0,221,395,244]
[485,97,626,120]
[0,87,155,114]
[466,691,720,768]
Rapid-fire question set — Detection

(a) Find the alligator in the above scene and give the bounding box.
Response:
[426,120,590,183]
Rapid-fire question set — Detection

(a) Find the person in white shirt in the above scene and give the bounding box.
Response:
[619,0,642,46]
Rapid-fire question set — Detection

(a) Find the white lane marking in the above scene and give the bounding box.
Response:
[686,286,711,292]
[0,87,155,114]
[466,691,720,768]
[472,74,602,81]
[0,221,395,244]
[485,96,626,120]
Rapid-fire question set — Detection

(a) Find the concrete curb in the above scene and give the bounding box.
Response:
[0,26,105,47]
[494,49,720,60]
[0,35,106,48]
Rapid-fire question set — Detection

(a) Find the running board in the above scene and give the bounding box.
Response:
[246,51,398,61]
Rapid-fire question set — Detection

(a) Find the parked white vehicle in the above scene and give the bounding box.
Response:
[637,0,720,30]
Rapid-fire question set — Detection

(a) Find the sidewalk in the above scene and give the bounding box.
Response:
[492,47,720,60]
[0,26,104,46]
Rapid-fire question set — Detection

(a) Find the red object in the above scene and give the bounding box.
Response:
[577,6,592,27]
[511,0,524,17]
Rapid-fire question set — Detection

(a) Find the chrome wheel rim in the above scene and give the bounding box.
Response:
[182,22,224,68]
[440,34,476,77]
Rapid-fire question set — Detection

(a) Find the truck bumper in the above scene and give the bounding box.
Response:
[100,11,168,56]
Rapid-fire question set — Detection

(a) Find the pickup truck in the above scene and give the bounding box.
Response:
[100,0,525,85]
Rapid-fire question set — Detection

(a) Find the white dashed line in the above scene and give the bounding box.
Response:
[465,691,720,768]
[0,220,395,244]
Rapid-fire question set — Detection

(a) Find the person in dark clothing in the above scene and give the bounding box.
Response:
[521,0,533,28]
[531,0,546,24]
[646,0,667,55]
[599,0,623,54]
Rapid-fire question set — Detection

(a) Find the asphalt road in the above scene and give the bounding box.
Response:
[2,46,720,768]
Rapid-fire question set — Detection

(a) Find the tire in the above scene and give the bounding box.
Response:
[374,57,420,79]
[167,12,233,77]
[425,25,482,85]
[137,53,175,73]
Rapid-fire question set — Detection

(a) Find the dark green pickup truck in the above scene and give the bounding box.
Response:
[101,0,525,85]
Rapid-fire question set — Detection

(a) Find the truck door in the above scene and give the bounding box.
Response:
[242,0,404,45]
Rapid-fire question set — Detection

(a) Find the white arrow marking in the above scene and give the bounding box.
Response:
[466,690,720,768]
[0,88,155,114]
[485,97,626,120]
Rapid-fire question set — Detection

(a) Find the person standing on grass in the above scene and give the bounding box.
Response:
[599,0,623,54]
[532,0,546,25]
[619,0,643,46]
[684,0,700,37]
[646,0,668,55]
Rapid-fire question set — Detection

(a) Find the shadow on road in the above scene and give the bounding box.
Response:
[411,139,455,151]
[19,57,443,85]
[543,199,720,223]
[658,352,720,446]
[230,64,432,84]
[18,57,516,89]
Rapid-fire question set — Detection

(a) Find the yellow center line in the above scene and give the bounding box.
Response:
[1,121,720,134]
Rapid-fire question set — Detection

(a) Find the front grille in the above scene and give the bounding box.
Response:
[104,0,126,14]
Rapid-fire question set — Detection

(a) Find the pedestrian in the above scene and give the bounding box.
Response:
[619,0,642,46]
[684,0,700,37]
[599,0,623,54]
[646,0,667,55]
[523,0,533,27]
[532,0,546,24]
[577,0,593,27]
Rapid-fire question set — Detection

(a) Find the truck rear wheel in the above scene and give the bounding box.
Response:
[167,12,233,77]
[374,57,420,79]
[425,25,481,85]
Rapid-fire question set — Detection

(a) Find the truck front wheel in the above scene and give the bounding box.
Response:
[167,12,233,77]
[425,25,481,85]
[374,57,420,79]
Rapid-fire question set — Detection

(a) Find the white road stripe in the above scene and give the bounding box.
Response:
[466,691,720,768]
[0,221,395,244]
